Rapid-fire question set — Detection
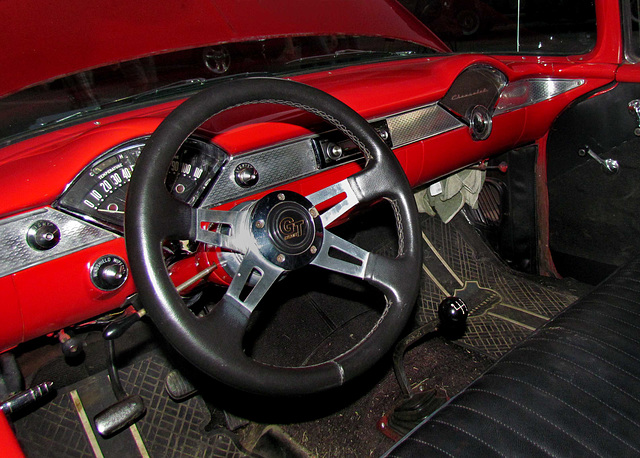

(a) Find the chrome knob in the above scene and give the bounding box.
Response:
[91,255,128,291]
[26,220,60,251]
[234,163,259,188]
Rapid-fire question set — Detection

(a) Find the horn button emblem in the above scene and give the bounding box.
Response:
[251,191,323,270]
[278,215,306,242]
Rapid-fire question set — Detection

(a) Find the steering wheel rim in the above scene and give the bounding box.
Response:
[125,77,421,396]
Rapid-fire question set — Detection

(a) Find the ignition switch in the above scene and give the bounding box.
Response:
[91,255,128,291]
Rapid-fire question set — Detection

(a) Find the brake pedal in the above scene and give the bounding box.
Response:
[165,370,197,401]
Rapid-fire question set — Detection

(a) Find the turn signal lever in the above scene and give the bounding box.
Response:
[103,308,146,340]
[380,297,469,440]
[1,381,53,416]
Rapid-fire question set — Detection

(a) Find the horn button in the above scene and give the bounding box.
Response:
[251,190,323,270]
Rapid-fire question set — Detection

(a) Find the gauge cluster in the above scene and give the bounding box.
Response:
[57,137,227,230]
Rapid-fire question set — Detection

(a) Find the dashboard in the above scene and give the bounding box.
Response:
[0,58,598,352]
[58,137,227,231]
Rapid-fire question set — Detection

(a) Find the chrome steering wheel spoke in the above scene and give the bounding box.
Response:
[310,230,370,279]
[193,207,248,253]
[224,250,284,314]
[306,178,361,227]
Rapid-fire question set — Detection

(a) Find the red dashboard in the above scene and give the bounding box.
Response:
[0,54,613,352]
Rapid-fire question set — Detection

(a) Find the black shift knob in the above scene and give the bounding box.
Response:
[438,297,469,333]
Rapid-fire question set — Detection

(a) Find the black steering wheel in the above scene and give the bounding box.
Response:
[125,78,421,396]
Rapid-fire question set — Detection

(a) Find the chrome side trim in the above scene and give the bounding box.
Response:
[494,78,585,115]
[386,104,464,148]
[0,207,117,277]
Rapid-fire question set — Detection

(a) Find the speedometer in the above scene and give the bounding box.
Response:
[57,137,227,230]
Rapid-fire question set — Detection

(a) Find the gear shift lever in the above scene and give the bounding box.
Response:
[380,297,469,439]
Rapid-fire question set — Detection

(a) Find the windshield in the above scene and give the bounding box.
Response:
[0,35,436,144]
[398,0,596,55]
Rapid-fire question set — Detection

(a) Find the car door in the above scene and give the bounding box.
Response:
[546,1,640,283]
[401,0,624,283]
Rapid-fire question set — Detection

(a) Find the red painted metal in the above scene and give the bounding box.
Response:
[10,237,135,347]
[0,414,24,458]
[0,54,505,218]
[0,52,620,352]
[0,276,23,352]
[0,0,447,98]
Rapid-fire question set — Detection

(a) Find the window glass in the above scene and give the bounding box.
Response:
[0,36,436,144]
[399,0,597,55]
[624,0,640,61]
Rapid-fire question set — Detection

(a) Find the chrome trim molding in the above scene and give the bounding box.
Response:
[0,207,117,277]
[494,78,585,115]
[387,104,464,148]
[200,139,319,207]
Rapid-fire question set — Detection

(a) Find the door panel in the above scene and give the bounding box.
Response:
[547,82,640,283]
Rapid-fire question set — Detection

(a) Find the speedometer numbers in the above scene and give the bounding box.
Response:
[58,137,226,230]
[167,142,219,206]
[80,146,138,227]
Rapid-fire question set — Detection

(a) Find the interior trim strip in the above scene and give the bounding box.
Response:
[0,207,116,277]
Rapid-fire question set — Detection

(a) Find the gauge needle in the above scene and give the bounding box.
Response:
[97,208,125,214]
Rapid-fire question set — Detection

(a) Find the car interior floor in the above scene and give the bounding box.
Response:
[8,194,591,457]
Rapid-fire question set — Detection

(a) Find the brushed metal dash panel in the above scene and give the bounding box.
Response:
[494,78,585,115]
[200,139,318,207]
[387,104,464,148]
[0,208,117,277]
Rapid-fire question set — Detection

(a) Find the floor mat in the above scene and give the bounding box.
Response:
[13,351,251,458]
[417,212,582,360]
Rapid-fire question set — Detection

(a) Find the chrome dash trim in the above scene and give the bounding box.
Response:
[386,104,464,148]
[200,138,319,208]
[0,207,117,277]
[494,78,585,115]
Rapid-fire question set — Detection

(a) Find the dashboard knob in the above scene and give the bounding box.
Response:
[326,143,343,160]
[91,255,128,291]
[468,105,492,141]
[26,220,60,251]
[234,162,259,188]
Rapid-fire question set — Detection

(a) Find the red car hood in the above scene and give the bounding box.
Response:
[1,0,447,98]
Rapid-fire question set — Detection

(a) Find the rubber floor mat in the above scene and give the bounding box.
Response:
[13,351,251,458]
[417,213,580,360]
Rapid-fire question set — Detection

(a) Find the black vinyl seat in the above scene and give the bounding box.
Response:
[385,260,640,457]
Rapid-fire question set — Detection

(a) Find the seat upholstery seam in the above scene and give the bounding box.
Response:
[403,438,456,457]
[482,373,640,451]
[465,387,614,456]
[514,347,640,404]
[527,336,640,380]
[576,298,640,317]
[501,361,640,429]
[600,284,640,295]
[447,404,560,457]
[429,419,507,457]
[573,308,640,331]
[589,291,640,307]
[534,329,640,366]
[556,316,640,346]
